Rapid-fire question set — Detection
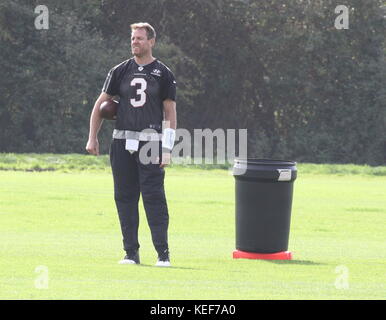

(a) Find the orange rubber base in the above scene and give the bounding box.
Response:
[233,249,292,260]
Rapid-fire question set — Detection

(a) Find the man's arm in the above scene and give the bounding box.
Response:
[85,92,114,156]
[160,99,177,167]
[163,99,177,130]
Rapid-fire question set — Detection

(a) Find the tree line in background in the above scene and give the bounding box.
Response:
[0,0,385,164]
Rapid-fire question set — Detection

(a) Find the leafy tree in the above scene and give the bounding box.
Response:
[1,0,384,164]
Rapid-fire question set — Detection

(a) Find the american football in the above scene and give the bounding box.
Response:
[99,100,118,120]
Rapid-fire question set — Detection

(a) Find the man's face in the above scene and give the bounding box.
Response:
[131,28,154,57]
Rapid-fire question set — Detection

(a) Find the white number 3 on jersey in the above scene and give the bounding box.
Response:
[130,78,147,107]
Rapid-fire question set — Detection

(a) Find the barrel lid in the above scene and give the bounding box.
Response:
[235,158,296,166]
[233,158,297,182]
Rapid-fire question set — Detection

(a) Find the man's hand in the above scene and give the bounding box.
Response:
[86,138,100,156]
[159,152,171,168]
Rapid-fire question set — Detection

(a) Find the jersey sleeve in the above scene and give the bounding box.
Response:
[161,68,177,101]
[101,66,120,96]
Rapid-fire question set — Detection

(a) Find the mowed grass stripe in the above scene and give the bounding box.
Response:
[0,167,385,299]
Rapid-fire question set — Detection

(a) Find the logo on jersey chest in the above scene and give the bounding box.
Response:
[150,68,162,77]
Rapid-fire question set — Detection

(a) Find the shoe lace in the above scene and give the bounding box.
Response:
[158,249,169,261]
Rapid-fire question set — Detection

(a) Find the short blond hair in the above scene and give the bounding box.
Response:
[130,22,156,40]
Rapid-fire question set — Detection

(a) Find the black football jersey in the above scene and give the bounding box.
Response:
[102,58,176,132]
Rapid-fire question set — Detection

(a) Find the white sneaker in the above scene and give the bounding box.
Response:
[155,259,171,267]
[118,258,137,265]
[155,249,171,267]
[118,251,140,265]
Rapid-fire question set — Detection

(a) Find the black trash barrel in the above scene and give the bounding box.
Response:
[233,159,297,255]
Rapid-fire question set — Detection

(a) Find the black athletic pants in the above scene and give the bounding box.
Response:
[109,139,169,256]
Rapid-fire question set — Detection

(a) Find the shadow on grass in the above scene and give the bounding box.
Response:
[137,264,205,271]
[265,259,327,266]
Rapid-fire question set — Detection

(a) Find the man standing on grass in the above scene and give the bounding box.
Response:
[86,22,177,267]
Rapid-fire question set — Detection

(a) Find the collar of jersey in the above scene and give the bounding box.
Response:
[133,58,157,69]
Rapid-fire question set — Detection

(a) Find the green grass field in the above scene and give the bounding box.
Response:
[0,154,385,299]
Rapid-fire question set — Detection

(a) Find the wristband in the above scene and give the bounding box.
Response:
[162,128,176,150]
